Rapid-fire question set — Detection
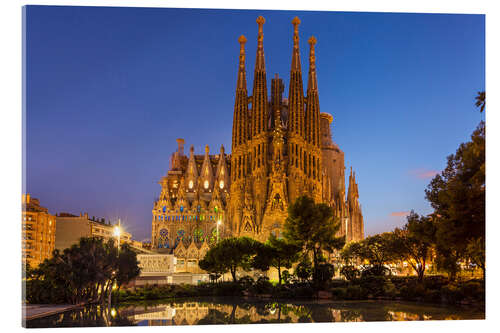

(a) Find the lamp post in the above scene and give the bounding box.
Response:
[344,216,349,242]
[216,220,222,243]
[113,218,122,252]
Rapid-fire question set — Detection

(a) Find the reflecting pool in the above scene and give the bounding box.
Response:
[26,298,484,328]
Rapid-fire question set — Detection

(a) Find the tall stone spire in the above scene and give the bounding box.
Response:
[251,16,269,138]
[232,35,249,149]
[306,36,320,147]
[288,16,305,138]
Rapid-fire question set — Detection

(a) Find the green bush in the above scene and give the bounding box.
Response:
[340,266,360,281]
[359,275,387,297]
[282,270,292,285]
[441,283,465,304]
[291,283,315,298]
[423,289,441,303]
[383,281,397,298]
[459,281,484,301]
[329,279,349,289]
[295,260,313,282]
[249,276,274,295]
[238,276,255,290]
[361,265,390,278]
[346,285,364,299]
[313,263,335,288]
[423,275,447,290]
[212,281,244,297]
[330,287,347,299]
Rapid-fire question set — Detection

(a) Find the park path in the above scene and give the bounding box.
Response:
[23,303,84,321]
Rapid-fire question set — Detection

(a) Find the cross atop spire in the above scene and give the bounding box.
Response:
[291,17,302,71]
[292,16,301,31]
[252,15,268,137]
[292,17,301,47]
[307,35,318,89]
[255,16,266,71]
[256,16,266,31]
[237,35,247,90]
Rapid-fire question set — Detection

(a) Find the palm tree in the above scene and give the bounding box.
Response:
[475,91,485,113]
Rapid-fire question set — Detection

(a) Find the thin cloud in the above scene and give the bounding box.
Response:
[409,168,439,179]
[390,211,410,217]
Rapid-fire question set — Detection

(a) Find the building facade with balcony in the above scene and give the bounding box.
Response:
[22,194,56,267]
[55,212,132,251]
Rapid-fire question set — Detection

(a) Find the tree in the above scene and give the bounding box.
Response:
[283,196,345,285]
[295,257,313,282]
[199,237,258,282]
[425,121,485,280]
[25,237,140,305]
[252,234,301,285]
[199,248,229,281]
[475,91,485,113]
[115,243,141,292]
[466,237,485,280]
[344,233,396,275]
[390,211,436,281]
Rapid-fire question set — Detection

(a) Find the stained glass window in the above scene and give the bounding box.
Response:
[158,228,169,248]
[194,228,204,243]
[175,230,185,246]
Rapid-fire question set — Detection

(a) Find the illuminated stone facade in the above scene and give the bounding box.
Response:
[55,212,132,251]
[151,16,364,252]
[22,194,56,267]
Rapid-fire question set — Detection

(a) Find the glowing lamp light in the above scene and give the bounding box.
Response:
[217,220,222,226]
[113,226,121,237]
[110,308,117,318]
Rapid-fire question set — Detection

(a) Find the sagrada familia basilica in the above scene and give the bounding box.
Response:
[151,16,364,256]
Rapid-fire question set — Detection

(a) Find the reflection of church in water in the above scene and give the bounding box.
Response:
[151,16,364,256]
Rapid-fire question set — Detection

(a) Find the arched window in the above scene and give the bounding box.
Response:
[158,229,169,249]
[188,180,194,189]
[204,180,209,189]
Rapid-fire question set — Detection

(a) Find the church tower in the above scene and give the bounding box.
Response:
[287,17,306,205]
[229,34,250,236]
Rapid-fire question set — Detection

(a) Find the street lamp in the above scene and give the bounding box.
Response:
[216,220,222,243]
[344,216,349,242]
[114,219,122,252]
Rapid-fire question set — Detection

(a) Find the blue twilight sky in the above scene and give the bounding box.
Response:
[25,6,485,241]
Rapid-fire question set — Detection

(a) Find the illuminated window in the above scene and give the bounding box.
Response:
[219,180,224,189]
[204,180,209,189]
[188,180,194,189]
[49,220,52,226]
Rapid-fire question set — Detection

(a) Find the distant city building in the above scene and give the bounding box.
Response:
[150,16,364,255]
[22,194,56,267]
[55,212,132,251]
